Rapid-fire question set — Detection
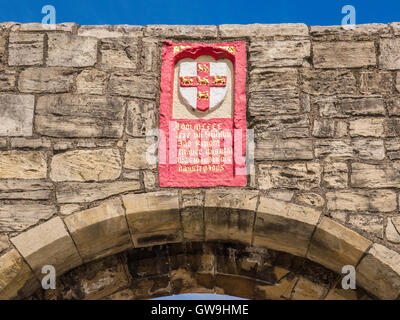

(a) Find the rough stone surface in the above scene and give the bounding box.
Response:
[351,163,400,188]
[78,25,143,38]
[0,94,34,136]
[143,171,156,191]
[348,215,384,239]
[255,139,313,161]
[11,217,83,276]
[145,25,217,38]
[0,151,47,179]
[258,163,321,190]
[64,198,132,262]
[249,90,301,117]
[108,72,156,99]
[294,193,325,207]
[10,137,51,149]
[50,149,122,182]
[0,235,8,253]
[8,33,44,66]
[47,34,98,67]
[255,115,309,139]
[0,68,16,91]
[56,181,141,203]
[312,119,347,138]
[326,190,396,213]
[124,138,156,170]
[379,38,400,70]
[249,40,310,67]
[126,100,156,137]
[0,204,56,232]
[301,70,357,95]
[35,94,125,138]
[313,41,376,68]
[357,244,400,299]
[76,69,108,95]
[322,163,348,189]
[310,24,389,40]
[100,38,138,70]
[316,97,386,118]
[18,68,74,93]
[220,23,309,38]
[360,71,393,94]
[386,217,400,244]
[291,277,327,300]
[349,118,385,137]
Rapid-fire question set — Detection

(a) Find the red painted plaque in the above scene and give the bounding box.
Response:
[158,41,247,187]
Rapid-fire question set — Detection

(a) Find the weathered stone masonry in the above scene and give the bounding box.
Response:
[1,22,400,299]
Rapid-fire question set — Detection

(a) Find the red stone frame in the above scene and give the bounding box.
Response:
[158,41,247,187]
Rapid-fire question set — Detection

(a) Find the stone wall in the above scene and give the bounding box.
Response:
[1,22,400,299]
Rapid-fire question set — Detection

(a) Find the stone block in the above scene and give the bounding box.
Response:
[204,190,258,244]
[11,217,83,276]
[124,138,156,170]
[50,149,122,182]
[47,33,97,67]
[18,67,74,93]
[64,198,132,262]
[313,41,375,68]
[249,40,310,67]
[0,151,47,179]
[35,94,125,138]
[258,162,321,190]
[108,72,156,99]
[122,191,181,247]
[308,218,372,273]
[254,197,321,257]
[0,249,38,299]
[0,204,56,232]
[0,94,34,136]
[357,244,400,299]
[255,139,313,161]
[379,38,400,70]
[8,33,44,66]
[56,181,141,203]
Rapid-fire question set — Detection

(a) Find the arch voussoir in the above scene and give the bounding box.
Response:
[1,190,400,300]
[253,196,321,257]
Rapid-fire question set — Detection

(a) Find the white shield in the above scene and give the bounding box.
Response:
[179,61,228,111]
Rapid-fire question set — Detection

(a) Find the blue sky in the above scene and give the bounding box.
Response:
[1,0,400,26]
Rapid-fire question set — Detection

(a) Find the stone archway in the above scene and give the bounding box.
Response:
[1,190,400,300]
[30,242,372,300]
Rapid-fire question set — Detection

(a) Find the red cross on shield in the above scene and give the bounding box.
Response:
[179,61,228,112]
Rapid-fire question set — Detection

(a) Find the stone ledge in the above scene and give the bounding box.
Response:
[144,25,218,38]
[219,23,309,38]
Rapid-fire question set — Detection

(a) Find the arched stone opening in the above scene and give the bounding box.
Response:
[29,242,372,300]
[1,190,400,300]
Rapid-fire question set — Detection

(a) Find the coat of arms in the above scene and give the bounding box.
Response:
[179,62,228,112]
